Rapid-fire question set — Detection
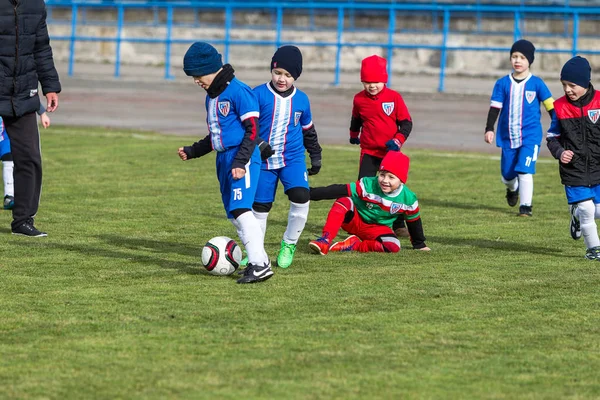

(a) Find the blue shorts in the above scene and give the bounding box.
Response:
[500,144,539,180]
[254,159,308,204]
[216,147,261,219]
[0,120,10,158]
[565,185,600,205]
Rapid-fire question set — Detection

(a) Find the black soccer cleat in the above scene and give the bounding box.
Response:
[518,205,532,217]
[570,204,581,240]
[236,262,273,284]
[585,246,600,260]
[12,222,47,237]
[506,189,519,207]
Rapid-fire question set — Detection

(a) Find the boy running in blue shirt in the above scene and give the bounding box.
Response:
[251,46,322,269]
[484,39,555,217]
[177,42,274,284]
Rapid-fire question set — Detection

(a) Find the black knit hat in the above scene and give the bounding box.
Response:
[271,46,303,80]
[561,56,591,88]
[510,39,535,66]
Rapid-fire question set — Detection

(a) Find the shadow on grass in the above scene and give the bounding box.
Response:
[419,197,510,214]
[428,235,568,256]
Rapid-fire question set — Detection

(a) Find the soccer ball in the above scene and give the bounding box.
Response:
[201,236,242,276]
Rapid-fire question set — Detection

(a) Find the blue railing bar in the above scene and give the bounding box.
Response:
[276,6,283,48]
[572,12,579,57]
[224,6,232,63]
[386,8,395,87]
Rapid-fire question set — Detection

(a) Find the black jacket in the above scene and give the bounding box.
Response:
[0,0,61,117]
[547,86,600,187]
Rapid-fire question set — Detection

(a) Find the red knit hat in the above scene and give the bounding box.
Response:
[360,55,388,83]
[379,151,409,183]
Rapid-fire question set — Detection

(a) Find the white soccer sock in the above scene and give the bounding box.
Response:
[578,200,600,249]
[594,203,600,220]
[502,176,518,192]
[235,211,269,265]
[2,161,14,197]
[229,218,245,245]
[518,173,533,206]
[252,210,269,241]
[283,201,309,245]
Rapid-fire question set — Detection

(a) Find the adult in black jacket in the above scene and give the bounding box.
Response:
[1,0,61,237]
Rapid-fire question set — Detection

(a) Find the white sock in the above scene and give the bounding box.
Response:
[578,200,600,249]
[235,211,268,265]
[229,218,245,245]
[502,176,518,192]
[3,161,14,197]
[252,210,269,241]
[518,173,533,206]
[283,201,309,245]
[594,203,600,219]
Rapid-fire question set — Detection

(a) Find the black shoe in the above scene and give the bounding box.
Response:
[570,204,581,240]
[236,262,273,284]
[506,189,518,207]
[12,222,47,237]
[518,205,532,217]
[585,246,600,260]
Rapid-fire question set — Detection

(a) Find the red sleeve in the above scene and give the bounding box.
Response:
[395,92,411,123]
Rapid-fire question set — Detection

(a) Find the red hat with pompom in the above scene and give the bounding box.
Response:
[379,151,409,183]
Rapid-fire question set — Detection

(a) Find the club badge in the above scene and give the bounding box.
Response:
[390,203,401,214]
[525,91,536,104]
[589,109,600,124]
[382,102,394,116]
[218,102,230,117]
[294,112,302,126]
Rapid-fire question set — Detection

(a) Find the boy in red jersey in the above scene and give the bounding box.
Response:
[349,55,413,237]
[308,151,430,254]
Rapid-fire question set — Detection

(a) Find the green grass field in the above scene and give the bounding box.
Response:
[1,127,599,399]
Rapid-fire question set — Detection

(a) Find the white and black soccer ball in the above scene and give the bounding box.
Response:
[201,236,242,276]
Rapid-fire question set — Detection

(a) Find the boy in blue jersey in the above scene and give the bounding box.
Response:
[484,39,555,217]
[1,106,50,210]
[177,42,274,284]
[250,46,322,269]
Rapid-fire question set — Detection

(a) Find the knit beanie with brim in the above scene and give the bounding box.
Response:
[183,42,223,77]
[561,56,591,88]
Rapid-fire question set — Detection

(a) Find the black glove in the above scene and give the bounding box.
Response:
[349,137,360,145]
[308,157,321,176]
[257,140,274,160]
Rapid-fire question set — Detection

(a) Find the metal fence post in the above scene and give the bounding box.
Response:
[333,6,344,86]
[68,3,78,77]
[387,7,396,87]
[276,6,283,48]
[438,9,450,92]
[224,6,232,63]
[572,12,579,57]
[114,4,124,78]
[165,5,174,80]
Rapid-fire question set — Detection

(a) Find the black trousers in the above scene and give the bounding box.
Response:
[358,153,406,230]
[3,112,42,229]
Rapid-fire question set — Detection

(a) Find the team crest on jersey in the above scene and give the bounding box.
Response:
[382,102,394,116]
[588,109,600,124]
[294,112,302,126]
[525,91,536,104]
[390,203,401,214]
[218,101,230,117]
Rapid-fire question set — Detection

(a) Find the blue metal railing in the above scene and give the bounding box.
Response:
[45,1,600,92]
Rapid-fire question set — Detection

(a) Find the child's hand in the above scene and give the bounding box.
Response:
[232,168,246,180]
[40,113,51,129]
[484,131,494,143]
[178,147,188,160]
[560,150,574,164]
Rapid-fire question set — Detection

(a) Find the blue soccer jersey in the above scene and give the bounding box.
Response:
[490,73,553,149]
[0,117,10,158]
[205,77,259,152]
[253,83,313,169]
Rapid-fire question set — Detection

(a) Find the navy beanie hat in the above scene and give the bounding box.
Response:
[510,39,535,65]
[271,46,303,80]
[183,42,223,77]
[561,56,591,88]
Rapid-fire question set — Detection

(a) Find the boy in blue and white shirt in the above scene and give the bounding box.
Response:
[177,42,274,284]
[251,46,322,269]
[484,39,555,216]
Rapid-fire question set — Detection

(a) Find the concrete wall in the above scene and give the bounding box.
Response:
[46,8,600,78]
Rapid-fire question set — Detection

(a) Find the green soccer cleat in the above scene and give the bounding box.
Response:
[276,241,297,268]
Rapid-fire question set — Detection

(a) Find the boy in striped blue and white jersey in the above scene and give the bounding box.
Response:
[251,46,322,269]
[484,39,555,217]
